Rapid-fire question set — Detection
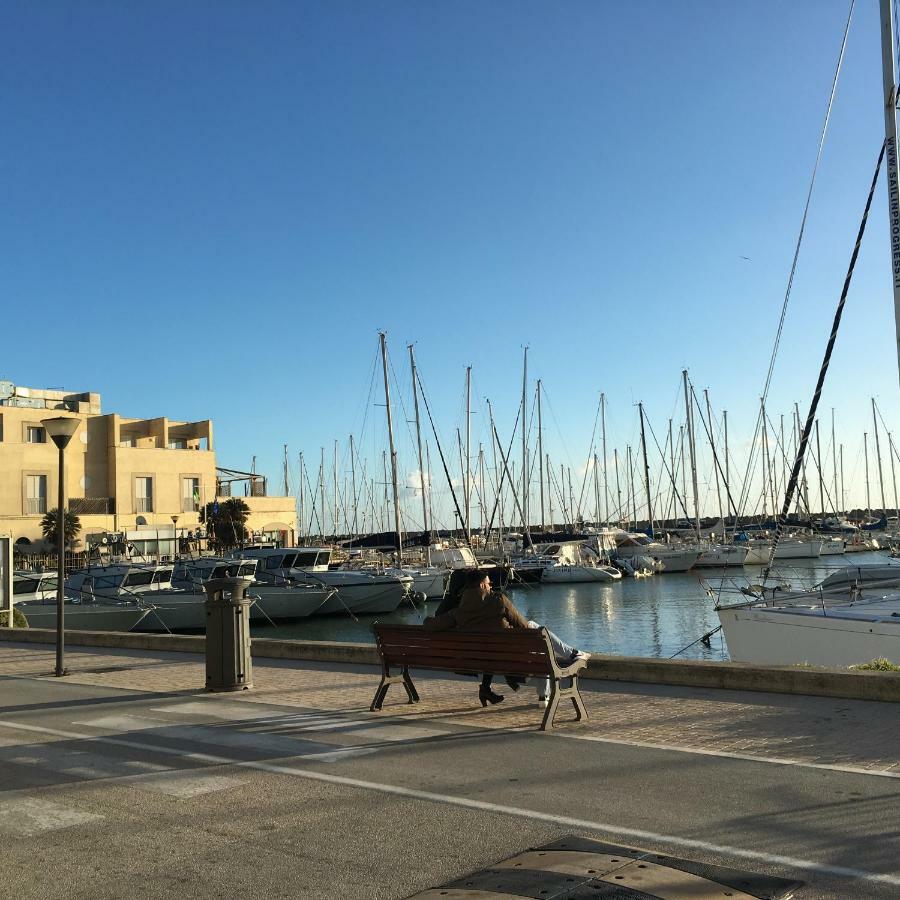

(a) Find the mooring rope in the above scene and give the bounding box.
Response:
[763,141,886,580]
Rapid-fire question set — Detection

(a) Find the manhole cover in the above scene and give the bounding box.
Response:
[406,835,802,899]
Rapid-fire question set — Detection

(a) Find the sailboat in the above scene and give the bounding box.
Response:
[717,0,900,666]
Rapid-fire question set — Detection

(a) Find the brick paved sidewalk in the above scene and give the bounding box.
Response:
[3,642,899,772]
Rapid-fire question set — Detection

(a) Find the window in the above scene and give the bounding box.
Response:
[168,440,187,449]
[135,476,153,513]
[294,551,320,568]
[25,474,47,514]
[123,571,154,587]
[26,426,46,444]
[182,477,200,512]
[238,564,256,577]
[152,570,171,585]
[13,578,39,595]
[280,553,298,568]
[0,414,4,441]
[265,555,284,570]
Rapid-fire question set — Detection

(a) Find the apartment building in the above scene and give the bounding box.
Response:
[0,382,296,552]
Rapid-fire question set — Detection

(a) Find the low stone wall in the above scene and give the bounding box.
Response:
[3,626,899,702]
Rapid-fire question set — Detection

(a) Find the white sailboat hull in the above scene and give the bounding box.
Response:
[251,585,331,620]
[718,603,900,666]
[20,603,152,633]
[694,545,749,568]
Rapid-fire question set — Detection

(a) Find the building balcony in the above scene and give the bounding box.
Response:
[69,497,115,515]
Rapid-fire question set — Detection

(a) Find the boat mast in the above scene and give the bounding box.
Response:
[547,453,554,528]
[426,443,436,547]
[381,450,388,532]
[537,380,545,532]
[864,431,871,519]
[815,419,825,518]
[723,409,730,499]
[319,447,325,544]
[682,370,701,538]
[889,432,900,522]
[593,451,600,526]
[872,397,887,516]
[879,0,900,383]
[478,444,486,536]
[614,448,622,527]
[486,398,503,546]
[704,389,724,526]
[333,439,339,540]
[521,346,529,535]
[638,402,653,536]
[760,399,771,521]
[831,408,839,517]
[840,443,845,517]
[379,332,403,565]
[283,444,289,497]
[407,345,430,564]
[626,446,635,531]
[568,466,576,529]
[298,451,305,544]
[667,419,676,527]
[465,365,472,546]
[349,435,359,545]
[600,393,609,527]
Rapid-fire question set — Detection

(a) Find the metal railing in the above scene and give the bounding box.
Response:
[70,497,114,515]
[24,498,47,515]
[135,497,154,513]
[181,498,199,513]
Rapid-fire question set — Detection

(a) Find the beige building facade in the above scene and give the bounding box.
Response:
[0,383,296,554]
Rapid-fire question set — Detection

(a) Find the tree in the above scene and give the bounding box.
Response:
[40,508,82,548]
[203,498,250,551]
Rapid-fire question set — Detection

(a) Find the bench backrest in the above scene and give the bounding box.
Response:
[373,624,555,677]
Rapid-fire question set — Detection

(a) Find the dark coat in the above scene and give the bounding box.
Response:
[424,586,530,633]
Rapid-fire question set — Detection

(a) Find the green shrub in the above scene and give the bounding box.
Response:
[0,608,29,628]
[852,658,900,672]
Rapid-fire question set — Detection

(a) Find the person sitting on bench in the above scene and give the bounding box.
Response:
[424,569,589,706]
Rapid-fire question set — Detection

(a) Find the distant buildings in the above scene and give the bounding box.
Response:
[0,382,296,554]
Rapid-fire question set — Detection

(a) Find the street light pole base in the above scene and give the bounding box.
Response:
[53,669,70,677]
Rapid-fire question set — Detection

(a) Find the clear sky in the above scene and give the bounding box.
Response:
[3,1,899,527]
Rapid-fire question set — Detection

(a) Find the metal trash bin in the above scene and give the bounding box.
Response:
[203,576,254,692]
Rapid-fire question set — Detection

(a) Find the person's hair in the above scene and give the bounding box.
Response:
[465,568,488,587]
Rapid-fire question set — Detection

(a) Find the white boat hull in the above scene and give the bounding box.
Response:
[20,603,152,633]
[541,565,621,583]
[694,545,749,568]
[291,572,411,615]
[251,585,331,620]
[718,604,900,666]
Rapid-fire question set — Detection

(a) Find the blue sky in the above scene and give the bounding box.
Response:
[2,1,899,525]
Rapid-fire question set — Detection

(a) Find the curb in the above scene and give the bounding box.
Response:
[3,626,899,702]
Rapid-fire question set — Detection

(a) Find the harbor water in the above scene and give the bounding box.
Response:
[251,551,891,661]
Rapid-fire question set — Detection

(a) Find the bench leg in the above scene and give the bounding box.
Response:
[402,667,419,704]
[540,679,561,731]
[370,676,391,711]
[570,675,588,722]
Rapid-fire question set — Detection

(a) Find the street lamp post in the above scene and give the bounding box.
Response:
[171,514,179,560]
[41,417,80,678]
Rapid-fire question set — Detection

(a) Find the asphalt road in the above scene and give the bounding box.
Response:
[1,674,898,899]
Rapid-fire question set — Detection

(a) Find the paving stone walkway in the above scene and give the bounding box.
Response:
[3,642,899,773]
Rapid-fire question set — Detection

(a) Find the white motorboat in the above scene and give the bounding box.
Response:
[11,570,57,603]
[18,597,154,633]
[541,561,621,583]
[66,562,175,601]
[235,547,411,614]
[613,533,703,573]
[819,538,846,556]
[693,544,749,569]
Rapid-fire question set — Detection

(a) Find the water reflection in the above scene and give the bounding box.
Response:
[252,552,890,661]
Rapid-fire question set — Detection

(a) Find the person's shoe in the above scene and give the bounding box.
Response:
[570,650,591,664]
[537,694,549,708]
[479,687,505,707]
[504,676,524,691]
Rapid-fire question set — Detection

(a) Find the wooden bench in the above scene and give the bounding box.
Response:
[370,624,589,731]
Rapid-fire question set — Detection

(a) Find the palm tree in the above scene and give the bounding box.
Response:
[203,498,250,551]
[40,508,82,548]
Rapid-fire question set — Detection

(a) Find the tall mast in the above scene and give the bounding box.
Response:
[560,463,568,527]
[704,389,724,524]
[600,393,609,527]
[879,0,900,383]
[864,432,871,519]
[425,442,436,547]
[626,446,635,530]
[568,466,575,529]
[379,333,403,564]
[537,380,545,532]
[408,344,431,565]
[349,435,358,544]
[547,453,554,528]
[465,365,472,545]
[381,450,388,532]
[890,432,900,522]
[333,439,339,539]
[872,397,887,516]
[840,443,845,517]
[668,419,676,528]
[283,444,289,496]
[521,346,529,534]
[760,399,771,521]
[478,444,486,535]
[299,451,306,543]
[815,419,825,518]
[638,402,653,535]
[319,447,326,542]
[614,448,622,527]
[593,452,600,527]
[682,370,701,538]
[832,408,839,517]
[723,410,730,498]
[486,399,503,545]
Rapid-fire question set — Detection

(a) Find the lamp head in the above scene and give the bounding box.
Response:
[41,416,80,450]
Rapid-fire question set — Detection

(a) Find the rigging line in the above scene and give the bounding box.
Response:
[764,141,885,579]
[760,0,854,403]
[482,401,524,539]
[644,416,692,522]
[576,400,602,521]
[689,385,741,523]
